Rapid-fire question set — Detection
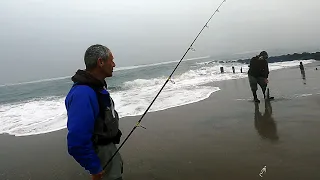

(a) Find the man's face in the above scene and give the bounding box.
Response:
[98,51,115,77]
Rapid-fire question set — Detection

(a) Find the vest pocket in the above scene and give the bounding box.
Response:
[103,107,119,138]
[93,107,120,145]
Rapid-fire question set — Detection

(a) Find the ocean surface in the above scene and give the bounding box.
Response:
[0,57,315,137]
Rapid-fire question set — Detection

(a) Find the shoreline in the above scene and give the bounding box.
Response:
[1,61,319,137]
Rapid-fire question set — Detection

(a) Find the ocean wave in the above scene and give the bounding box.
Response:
[0,59,316,136]
[113,56,210,71]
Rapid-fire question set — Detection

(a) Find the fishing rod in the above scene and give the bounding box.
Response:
[103,0,228,170]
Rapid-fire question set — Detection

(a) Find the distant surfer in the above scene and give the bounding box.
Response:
[248,51,270,103]
[65,44,123,180]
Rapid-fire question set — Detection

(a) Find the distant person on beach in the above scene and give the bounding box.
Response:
[65,44,123,180]
[248,51,270,103]
[299,62,305,72]
[299,62,306,84]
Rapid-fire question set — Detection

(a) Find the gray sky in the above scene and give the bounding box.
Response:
[0,0,320,84]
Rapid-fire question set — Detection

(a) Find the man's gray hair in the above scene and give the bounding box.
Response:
[84,44,110,70]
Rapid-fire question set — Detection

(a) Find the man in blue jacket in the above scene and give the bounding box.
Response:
[65,44,123,180]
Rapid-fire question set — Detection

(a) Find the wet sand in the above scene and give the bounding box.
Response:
[1,61,320,180]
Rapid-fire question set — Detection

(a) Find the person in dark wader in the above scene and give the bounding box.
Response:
[65,44,123,180]
[248,51,270,103]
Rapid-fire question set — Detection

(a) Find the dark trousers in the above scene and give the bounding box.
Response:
[248,75,267,98]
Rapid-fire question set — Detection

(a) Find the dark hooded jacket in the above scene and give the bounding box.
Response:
[248,56,269,78]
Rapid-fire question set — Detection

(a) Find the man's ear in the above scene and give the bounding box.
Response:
[97,58,104,66]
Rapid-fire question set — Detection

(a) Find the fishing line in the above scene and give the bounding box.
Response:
[103,0,228,170]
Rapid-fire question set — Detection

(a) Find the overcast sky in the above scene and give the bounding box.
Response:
[0,0,319,84]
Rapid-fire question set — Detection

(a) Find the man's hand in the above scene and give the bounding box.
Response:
[265,78,269,84]
[92,171,104,180]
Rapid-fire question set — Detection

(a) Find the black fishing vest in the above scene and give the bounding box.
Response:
[73,83,122,145]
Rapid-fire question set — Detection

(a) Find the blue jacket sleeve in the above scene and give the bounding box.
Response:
[65,86,102,175]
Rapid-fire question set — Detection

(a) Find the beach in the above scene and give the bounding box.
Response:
[1,62,320,180]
